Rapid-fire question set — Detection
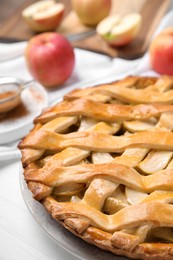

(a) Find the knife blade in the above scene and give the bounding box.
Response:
[0,29,96,44]
[67,29,96,42]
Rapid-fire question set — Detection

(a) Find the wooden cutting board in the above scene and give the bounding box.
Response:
[70,0,171,59]
[0,0,170,59]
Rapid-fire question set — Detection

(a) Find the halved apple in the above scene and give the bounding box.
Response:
[22,0,65,32]
[96,13,142,47]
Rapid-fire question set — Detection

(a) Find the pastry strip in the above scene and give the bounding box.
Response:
[20,130,173,152]
[35,99,173,123]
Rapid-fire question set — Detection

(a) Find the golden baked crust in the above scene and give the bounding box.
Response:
[19,75,173,260]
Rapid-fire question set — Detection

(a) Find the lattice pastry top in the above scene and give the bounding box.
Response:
[19,76,173,260]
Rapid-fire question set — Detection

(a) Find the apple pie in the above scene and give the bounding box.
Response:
[19,75,173,260]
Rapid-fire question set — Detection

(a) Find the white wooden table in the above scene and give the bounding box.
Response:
[0,160,79,260]
[1,3,173,259]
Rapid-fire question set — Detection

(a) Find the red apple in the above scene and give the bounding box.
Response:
[149,28,173,75]
[25,32,75,88]
[22,0,65,32]
[71,0,112,26]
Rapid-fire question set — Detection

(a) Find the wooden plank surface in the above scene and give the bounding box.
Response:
[0,0,170,59]
[72,0,170,59]
[0,0,71,40]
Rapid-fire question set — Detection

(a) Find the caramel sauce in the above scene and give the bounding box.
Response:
[0,84,45,119]
[0,91,17,100]
[0,100,28,121]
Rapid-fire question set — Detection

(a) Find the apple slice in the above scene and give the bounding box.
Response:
[22,0,65,32]
[123,120,155,132]
[125,187,148,205]
[138,150,173,174]
[96,13,142,47]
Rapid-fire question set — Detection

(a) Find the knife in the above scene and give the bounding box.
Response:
[0,29,96,44]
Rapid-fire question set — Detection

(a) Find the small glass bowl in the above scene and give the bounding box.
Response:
[0,77,24,113]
